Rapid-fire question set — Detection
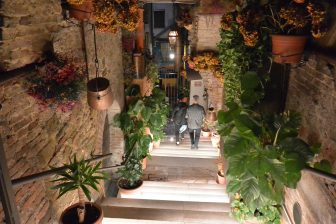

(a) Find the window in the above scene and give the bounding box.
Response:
[154,10,165,28]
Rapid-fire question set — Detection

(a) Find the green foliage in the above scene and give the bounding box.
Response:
[51,155,107,201]
[115,87,169,187]
[231,195,281,224]
[314,159,332,173]
[145,61,159,85]
[218,17,268,104]
[218,106,315,210]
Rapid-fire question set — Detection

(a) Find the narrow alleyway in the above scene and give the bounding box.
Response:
[100,130,238,224]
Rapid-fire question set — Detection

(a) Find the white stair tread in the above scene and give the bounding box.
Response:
[119,191,229,203]
[100,198,231,212]
[151,149,219,159]
[102,206,238,224]
[142,181,225,189]
[103,218,184,224]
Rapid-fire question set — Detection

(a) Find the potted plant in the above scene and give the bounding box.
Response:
[51,156,107,224]
[114,98,153,193]
[265,0,328,64]
[187,51,224,83]
[93,0,140,33]
[66,0,93,21]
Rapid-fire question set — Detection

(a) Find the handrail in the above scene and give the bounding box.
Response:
[303,166,336,183]
[11,153,118,188]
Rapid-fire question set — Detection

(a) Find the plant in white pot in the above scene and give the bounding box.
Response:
[51,156,107,224]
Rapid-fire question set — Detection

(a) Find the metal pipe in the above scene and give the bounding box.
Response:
[12,153,113,188]
[303,166,336,183]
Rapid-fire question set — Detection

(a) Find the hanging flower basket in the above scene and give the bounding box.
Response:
[87,77,113,110]
[68,0,94,21]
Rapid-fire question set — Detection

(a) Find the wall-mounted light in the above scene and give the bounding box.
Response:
[168,30,178,46]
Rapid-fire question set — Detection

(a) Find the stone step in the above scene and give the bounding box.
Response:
[103,219,184,224]
[100,198,231,213]
[118,181,230,203]
[158,142,216,151]
[102,206,238,224]
[150,148,219,159]
[146,156,217,169]
[142,181,223,189]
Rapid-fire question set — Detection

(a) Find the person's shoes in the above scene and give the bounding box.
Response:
[195,145,199,149]
[176,141,180,145]
[191,144,195,149]
[181,136,185,140]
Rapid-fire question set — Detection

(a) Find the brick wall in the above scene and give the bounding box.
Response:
[284,54,336,223]
[195,14,221,52]
[199,71,224,110]
[0,19,124,224]
[0,0,63,71]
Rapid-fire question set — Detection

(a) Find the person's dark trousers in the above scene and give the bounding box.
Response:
[189,128,201,148]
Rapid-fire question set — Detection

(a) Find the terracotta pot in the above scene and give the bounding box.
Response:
[60,202,103,224]
[293,0,305,3]
[141,157,147,170]
[118,179,143,196]
[202,129,211,137]
[153,140,161,148]
[69,0,93,21]
[206,108,217,122]
[271,35,307,64]
[133,53,145,79]
[216,172,226,185]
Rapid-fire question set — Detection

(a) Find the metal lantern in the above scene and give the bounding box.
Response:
[87,77,113,110]
[168,30,178,46]
[206,107,217,122]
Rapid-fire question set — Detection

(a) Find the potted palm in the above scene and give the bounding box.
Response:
[51,156,107,224]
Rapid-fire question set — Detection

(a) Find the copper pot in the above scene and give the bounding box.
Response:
[87,77,113,110]
[206,108,217,122]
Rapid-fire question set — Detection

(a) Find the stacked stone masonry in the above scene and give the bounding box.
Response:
[285,54,336,223]
[0,1,125,222]
[0,0,63,71]
[199,71,224,110]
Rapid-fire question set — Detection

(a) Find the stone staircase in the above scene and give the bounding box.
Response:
[100,135,238,224]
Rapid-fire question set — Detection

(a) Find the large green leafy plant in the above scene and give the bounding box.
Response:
[51,156,107,223]
[115,87,169,187]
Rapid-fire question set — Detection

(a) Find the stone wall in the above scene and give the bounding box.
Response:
[284,54,336,223]
[0,72,106,223]
[199,71,224,110]
[0,19,124,224]
[194,14,221,52]
[0,0,63,71]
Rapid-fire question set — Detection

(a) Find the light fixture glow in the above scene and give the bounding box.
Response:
[169,53,175,59]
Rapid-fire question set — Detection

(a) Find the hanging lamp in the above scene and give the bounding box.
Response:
[87,24,113,110]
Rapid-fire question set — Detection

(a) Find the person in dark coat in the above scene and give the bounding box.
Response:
[186,95,205,149]
[171,98,188,145]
